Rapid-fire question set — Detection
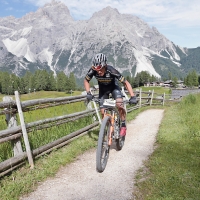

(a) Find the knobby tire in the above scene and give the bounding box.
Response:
[115,112,125,151]
[96,116,111,173]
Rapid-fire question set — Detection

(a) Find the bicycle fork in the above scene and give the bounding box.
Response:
[103,110,115,146]
[108,113,115,146]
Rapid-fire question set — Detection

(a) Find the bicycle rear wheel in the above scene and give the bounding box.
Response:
[96,116,111,173]
[115,113,125,151]
[116,135,125,150]
[115,116,125,151]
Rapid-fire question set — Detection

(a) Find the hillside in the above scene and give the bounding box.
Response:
[0,0,199,81]
[180,47,200,73]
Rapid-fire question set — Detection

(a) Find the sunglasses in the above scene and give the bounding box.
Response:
[93,65,103,71]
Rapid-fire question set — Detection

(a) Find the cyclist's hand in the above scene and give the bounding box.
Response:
[86,91,94,101]
[129,96,138,105]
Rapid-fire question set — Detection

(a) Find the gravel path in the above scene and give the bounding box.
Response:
[21,109,164,200]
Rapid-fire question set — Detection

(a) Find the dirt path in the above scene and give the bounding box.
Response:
[21,109,164,200]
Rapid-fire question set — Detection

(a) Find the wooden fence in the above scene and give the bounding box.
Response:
[0,89,176,177]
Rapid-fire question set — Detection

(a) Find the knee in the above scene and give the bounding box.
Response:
[100,109,104,117]
[116,101,124,108]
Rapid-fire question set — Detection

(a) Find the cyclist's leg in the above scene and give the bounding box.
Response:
[112,89,127,136]
[111,88,126,118]
[99,89,109,118]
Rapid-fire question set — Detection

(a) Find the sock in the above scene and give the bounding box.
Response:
[121,120,126,127]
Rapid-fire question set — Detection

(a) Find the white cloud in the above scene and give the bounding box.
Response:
[25,0,200,27]
[23,0,200,47]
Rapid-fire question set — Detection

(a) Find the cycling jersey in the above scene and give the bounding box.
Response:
[85,65,126,88]
[85,65,126,108]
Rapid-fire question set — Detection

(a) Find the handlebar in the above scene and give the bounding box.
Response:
[92,97,130,105]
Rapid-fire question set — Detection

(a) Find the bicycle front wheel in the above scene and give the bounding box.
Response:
[96,115,111,173]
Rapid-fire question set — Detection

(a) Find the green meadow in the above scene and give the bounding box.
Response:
[1,88,199,199]
[134,93,200,199]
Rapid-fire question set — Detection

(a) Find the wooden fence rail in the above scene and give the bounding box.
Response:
[0,89,171,177]
[0,109,97,141]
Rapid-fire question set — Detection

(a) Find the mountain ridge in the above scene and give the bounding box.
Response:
[0,0,197,82]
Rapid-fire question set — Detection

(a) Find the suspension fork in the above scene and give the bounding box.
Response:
[105,111,115,146]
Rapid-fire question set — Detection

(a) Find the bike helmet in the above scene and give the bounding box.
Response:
[92,53,107,70]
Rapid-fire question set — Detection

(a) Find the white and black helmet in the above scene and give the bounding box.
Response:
[92,53,107,68]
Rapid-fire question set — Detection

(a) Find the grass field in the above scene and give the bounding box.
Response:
[133,93,200,199]
[0,87,183,200]
[0,90,88,163]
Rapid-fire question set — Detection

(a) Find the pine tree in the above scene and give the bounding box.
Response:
[191,70,199,86]
[172,76,178,88]
[67,72,76,91]
[1,72,10,94]
[48,72,56,91]
[185,70,199,87]
[34,70,49,91]
[56,72,67,91]
[24,71,33,93]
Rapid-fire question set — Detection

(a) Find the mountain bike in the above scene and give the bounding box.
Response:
[92,96,129,173]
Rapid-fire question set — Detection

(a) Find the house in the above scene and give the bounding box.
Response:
[158,81,165,87]
[164,80,172,87]
[144,81,162,87]
[177,80,185,88]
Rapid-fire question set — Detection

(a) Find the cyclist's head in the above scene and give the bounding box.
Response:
[92,53,107,70]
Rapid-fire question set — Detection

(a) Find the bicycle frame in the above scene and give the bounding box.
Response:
[103,99,119,146]
[94,90,129,173]
[91,86,128,124]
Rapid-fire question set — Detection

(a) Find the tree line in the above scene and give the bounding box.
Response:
[126,71,158,88]
[0,69,200,95]
[0,70,76,95]
[126,70,200,88]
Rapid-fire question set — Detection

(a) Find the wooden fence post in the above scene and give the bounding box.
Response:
[3,96,23,156]
[162,93,165,106]
[150,89,154,106]
[139,88,142,108]
[14,91,34,169]
[146,90,151,103]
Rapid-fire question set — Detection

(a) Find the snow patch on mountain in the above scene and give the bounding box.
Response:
[147,47,182,66]
[38,48,56,76]
[172,49,180,61]
[178,46,187,55]
[133,47,161,78]
[165,48,180,61]
[21,26,32,36]
[172,60,181,67]
[2,38,35,62]
[19,62,28,69]
[0,26,13,30]
[25,46,36,62]
[135,30,143,38]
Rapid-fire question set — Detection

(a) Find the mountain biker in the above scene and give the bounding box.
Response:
[84,53,137,137]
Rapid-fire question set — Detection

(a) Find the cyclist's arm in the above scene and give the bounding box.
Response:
[84,78,91,93]
[123,80,134,97]
[107,66,134,97]
[84,68,95,93]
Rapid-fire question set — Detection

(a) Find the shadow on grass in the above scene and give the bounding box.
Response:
[135,138,200,199]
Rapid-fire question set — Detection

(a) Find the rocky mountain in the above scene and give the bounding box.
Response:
[0,0,195,84]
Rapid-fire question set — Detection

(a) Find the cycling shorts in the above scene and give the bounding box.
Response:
[99,85,123,109]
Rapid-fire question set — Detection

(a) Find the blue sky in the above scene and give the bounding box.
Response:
[1,0,200,48]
